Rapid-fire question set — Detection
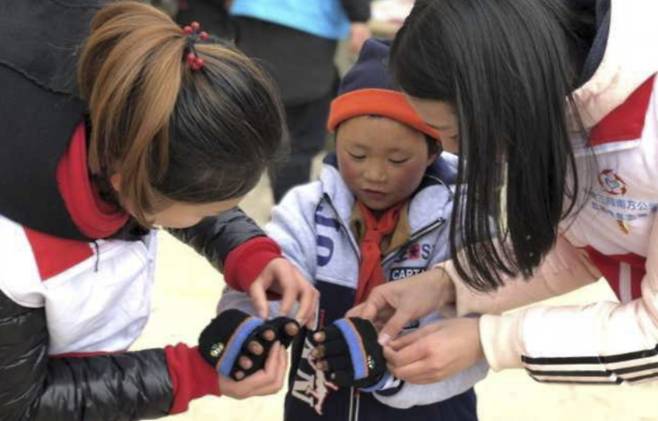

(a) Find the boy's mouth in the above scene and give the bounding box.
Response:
[361,189,388,200]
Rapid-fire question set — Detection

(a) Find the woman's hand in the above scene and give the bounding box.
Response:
[219,342,289,399]
[383,318,484,384]
[249,258,319,328]
[347,267,455,344]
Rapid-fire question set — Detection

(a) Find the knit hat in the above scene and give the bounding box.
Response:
[327,38,439,139]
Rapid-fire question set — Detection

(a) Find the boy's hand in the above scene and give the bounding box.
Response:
[219,342,289,399]
[199,309,300,381]
[249,258,319,328]
[309,318,388,390]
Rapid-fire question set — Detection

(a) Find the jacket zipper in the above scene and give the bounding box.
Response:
[321,194,361,258]
[381,217,446,265]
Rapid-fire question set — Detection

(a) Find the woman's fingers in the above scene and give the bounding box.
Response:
[387,359,434,383]
[276,265,297,317]
[293,274,318,328]
[389,322,442,351]
[377,309,414,346]
[347,301,380,320]
[383,342,426,369]
[248,282,269,320]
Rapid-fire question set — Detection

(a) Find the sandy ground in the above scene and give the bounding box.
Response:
[133,170,658,421]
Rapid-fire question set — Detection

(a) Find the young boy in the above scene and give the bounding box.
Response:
[202,39,487,420]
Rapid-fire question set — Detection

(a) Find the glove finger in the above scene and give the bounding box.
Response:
[319,338,350,358]
[229,324,278,380]
[266,317,301,348]
[199,309,254,368]
[310,324,343,346]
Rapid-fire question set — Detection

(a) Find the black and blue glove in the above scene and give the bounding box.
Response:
[310,317,388,389]
[199,309,300,380]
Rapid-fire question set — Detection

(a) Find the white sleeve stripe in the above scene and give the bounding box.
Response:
[626,370,658,383]
[620,262,633,304]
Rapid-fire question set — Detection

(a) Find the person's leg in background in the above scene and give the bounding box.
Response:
[232,16,339,202]
[269,90,333,203]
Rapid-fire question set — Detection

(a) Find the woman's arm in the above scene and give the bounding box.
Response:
[168,207,316,325]
[481,217,658,382]
[0,289,212,421]
[168,207,278,289]
[448,234,601,316]
[349,234,600,346]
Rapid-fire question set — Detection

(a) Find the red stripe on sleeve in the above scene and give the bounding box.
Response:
[165,343,221,414]
[223,237,282,292]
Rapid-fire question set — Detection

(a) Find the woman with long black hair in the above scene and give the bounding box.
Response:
[348,0,658,387]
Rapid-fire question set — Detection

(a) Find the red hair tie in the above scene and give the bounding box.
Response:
[182,21,209,71]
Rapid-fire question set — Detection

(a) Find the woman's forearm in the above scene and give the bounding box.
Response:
[442,235,601,316]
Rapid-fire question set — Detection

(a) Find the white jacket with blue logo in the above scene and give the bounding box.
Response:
[220,154,488,420]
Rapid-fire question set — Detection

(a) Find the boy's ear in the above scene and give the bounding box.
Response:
[424,134,442,167]
[109,173,122,193]
[426,152,438,167]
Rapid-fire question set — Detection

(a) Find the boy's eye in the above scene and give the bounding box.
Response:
[349,153,366,160]
[389,158,409,164]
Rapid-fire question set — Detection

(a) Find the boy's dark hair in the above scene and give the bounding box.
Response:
[392,0,594,291]
[425,135,441,157]
[78,1,284,225]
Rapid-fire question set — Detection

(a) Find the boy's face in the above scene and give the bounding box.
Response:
[336,116,438,211]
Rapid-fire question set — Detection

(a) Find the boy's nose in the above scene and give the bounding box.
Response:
[363,164,387,183]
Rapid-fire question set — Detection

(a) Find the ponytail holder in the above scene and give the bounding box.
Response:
[182,21,209,71]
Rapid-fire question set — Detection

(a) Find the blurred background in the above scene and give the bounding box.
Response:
[134,1,658,420]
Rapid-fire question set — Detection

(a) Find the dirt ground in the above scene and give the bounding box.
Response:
[133,172,658,421]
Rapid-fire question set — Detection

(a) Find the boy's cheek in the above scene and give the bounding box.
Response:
[337,159,361,188]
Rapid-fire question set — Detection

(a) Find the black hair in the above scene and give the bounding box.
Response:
[391,0,595,291]
[425,134,442,157]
